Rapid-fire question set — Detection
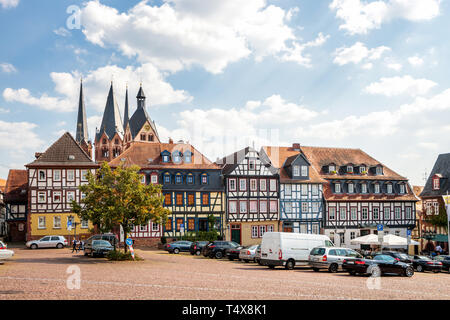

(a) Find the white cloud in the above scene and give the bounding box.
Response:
[3,63,191,113]
[0,107,9,114]
[408,56,424,66]
[0,120,44,160]
[364,75,437,97]
[0,63,17,73]
[80,0,318,73]
[0,0,19,9]
[280,33,330,67]
[333,42,390,66]
[330,0,441,35]
[386,62,402,71]
[53,27,71,37]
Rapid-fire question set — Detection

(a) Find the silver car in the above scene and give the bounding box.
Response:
[309,247,363,273]
[26,235,68,249]
[239,245,259,262]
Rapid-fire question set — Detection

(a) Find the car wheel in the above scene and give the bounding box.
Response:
[328,263,338,273]
[56,243,63,249]
[404,266,414,277]
[369,265,381,277]
[195,250,201,256]
[268,265,275,269]
[173,248,180,254]
[215,251,223,259]
[257,260,263,266]
[349,270,356,276]
[31,244,38,250]
[416,265,423,272]
[312,268,320,272]
[285,259,295,270]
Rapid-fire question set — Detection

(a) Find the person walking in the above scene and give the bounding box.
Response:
[72,238,78,253]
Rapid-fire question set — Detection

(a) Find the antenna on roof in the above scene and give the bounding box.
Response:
[422,169,428,183]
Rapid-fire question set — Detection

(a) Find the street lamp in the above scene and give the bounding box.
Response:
[68,215,79,242]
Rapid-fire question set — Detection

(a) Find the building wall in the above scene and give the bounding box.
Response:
[29,212,93,240]
[226,220,280,246]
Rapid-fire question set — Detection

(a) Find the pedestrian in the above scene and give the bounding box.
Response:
[72,238,78,253]
[436,244,443,253]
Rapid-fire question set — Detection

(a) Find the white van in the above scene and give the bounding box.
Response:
[260,232,334,269]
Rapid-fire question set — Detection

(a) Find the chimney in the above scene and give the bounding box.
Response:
[292,143,301,151]
[35,152,43,159]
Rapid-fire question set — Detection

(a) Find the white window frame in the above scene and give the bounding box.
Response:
[53,216,61,229]
[384,207,390,220]
[301,202,308,213]
[248,160,256,170]
[312,202,319,212]
[285,202,292,213]
[293,165,300,176]
[67,191,75,202]
[376,166,383,175]
[433,178,440,190]
[53,170,61,181]
[239,201,247,213]
[249,200,258,213]
[312,184,319,196]
[81,219,89,229]
[81,169,88,181]
[399,184,405,194]
[260,179,266,191]
[335,183,341,193]
[38,170,46,181]
[285,184,292,196]
[395,207,401,219]
[151,174,158,184]
[267,225,274,233]
[351,207,357,220]
[251,226,259,238]
[229,201,237,213]
[152,223,159,231]
[373,207,379,220]
[387,184,393,194]
[67,170,75,181]
[53,191,61,203]
[229,179,237,191]
[250,179,258,191]
[269,179,277,192]
[239,179,247,191]
[259,225,267,237]
[38,191,46,203]
[329,207,336,220]
[269,200,277,213]
[339,207,346,220]
[362,207,368,220]
[38,216,46,229]
[301,184,307,195]
[260,200,267,213]
[348,183,354,193]
[405,207,412,219]
[374,184,380,194]
[301,166,307,177]
[361,183,367,194]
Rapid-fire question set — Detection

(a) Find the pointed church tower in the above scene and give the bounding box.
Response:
[123,85,130,130]
[94,82,124,163]
[123,83,160,151]
[75,79,92,158]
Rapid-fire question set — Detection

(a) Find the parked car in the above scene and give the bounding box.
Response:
[189,241,210,256]
[309,247,363,273]
[260,232,334,270]
[255,245,262,265]
[203,241,240,259]
[85,233,118,247]
[372,251,413,263]
[412,255,443,273]
[0,241,14,262]
[239,245,259,263]
[84,240,114,257]
[342,254,414,277]
[433,255,450,273]
[225,244,244,261]
[164,241,193,254]
[26,235,68,249]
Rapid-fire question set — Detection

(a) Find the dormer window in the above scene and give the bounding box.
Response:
[376,166,383,175]
[347,165,353,173]
[172,151,182,164]
[329,165,336,173]
[399,183,405,194]
[163,155,169,162]
[359,166,366,174]
[433,176,440,190]
[335,183,341,193]
[293,165,300,176]
[386,183,393,194]
[184,151,192,164]
[374,183,380,194]
[348,183,354,193]
[201,173,208,185]
[361,183,367,194]
[163,172,171,184]
[301,166,307,177]
[249,160,256,170]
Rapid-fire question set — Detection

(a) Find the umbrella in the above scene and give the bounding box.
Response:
[382,234,419,246]
[350,234,380,245]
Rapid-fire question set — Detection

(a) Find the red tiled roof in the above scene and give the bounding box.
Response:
[0,178,6,193]
[109,142,220,170]
[4,169,28,202]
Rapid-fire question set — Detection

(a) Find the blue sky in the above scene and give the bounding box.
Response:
[1,0,449,185]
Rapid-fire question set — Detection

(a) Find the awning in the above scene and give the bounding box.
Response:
[432,234,449,242]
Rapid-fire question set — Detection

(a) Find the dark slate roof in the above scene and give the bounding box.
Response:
[26,132,97,167]
[128,106,159,140]
[420,153,450,197]
[123,87,130,130]
[75,80,89,144]
[4,170,27,203]
[137,85,145,98]
[95,83,124,142]
[216,147,278,175]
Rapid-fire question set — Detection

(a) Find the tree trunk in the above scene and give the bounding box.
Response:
[123,226,128,253]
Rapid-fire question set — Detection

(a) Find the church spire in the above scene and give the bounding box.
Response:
[136,82,146,109]
[124,84,129,130]
[95,82,124,143]
[75,78,89,144]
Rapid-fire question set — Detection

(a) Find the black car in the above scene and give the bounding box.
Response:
[203,241,240,259]
[412,255,443,273]
[85,233,118,248]
[342,254,414,277]
[164,241,193,254]
[433,255,450,273]
[189,241,210,256]
[225,245,244,261]
[374,251,413,263]
[84,240,115,257]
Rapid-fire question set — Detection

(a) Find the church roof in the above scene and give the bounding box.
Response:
[75,80,89,144]
[95,83,124,142]
[128,107,159,140]
[123,87,130,130]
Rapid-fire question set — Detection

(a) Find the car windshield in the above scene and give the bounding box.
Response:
[345,250,362,258]
[375,255,395,262]
[397,253,410,259]
[325,240,334,247]
[417,256,431,261]
[310,248,326,255]
[229,242,240,248]
[93,240,111,246]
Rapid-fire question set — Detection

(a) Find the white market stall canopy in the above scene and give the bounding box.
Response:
[350,234,419,246]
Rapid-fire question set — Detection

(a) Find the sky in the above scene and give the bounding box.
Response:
[0,0,449,186]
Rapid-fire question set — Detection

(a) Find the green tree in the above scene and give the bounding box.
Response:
[71,162,170,252]
[428,205,449,231]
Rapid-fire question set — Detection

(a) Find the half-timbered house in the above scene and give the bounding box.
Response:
[419,153,450,253]
[109,141,225,246]
[25,132,99,241]
[299,146,418,248]
[262,144,326,234]
[4,170,28,242]
[0,178,6,237]
[217,147,279,246]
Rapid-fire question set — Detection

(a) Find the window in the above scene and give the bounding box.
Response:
[140,175,146,184]
[285,184,292,196]
[184,152,192,163]
[395,207,401,219]
[39,170,46,181]
[260,179,266,191]
[229,201,237,213]
[285,202,292,213]
[373,207,379,220]
[374,183,380,194]
[312,202,319,212]
[301,184,307,195]
[163,155,169,163]
[376,166,383,175]
[433,202,439,215]
[67,191,75,202]
[140,225,147,232]
[269,200,277,213]
[384,207,390,220]
[348,183,354,193]
[201,174,208,185]
[250,179,257,191]
[301,202,308,213]
[240,201,247,213]
[269,179,277,192]
[260,201,267,213]
[329,165,335,173]
[399,184,405,194]
[395,230,400,237]
[312,225,319,234]
[239,179,246,191]
[406,207,412,219]
[151,174,158,184]
[249,160,256,170]
[176,193,183,206]
[328,207,336,222]
[38,216,46,229]
[148,135,154,142]
[53,192,61,203]
[164,193,172,206]
[187,193,195,206]
[229,179,236,191]
[259,225,267,237]
[350,232,356,240]
[301,166,307,177]
[164,173,171,184]
[252,226,259,238]
[140,134,146,141]
[176,218,184,231]
[347,165,353,173]
[54,170,61,181]
[175,173,182,184]
[152,223,159,231]
[351,207,357,220]
[267,225,274,233]
[173,154,181,163]
[38,191,46,203]
[387,184,393,194]
[81,219,89,229]
[250,201,258,213]
[188,218,195,231]
[53,216,61,229]
[312,185,319,196]
[293,165,300,176]
[202,193,209,206]
[433,177,440,190]
[335,183,341,193]
[361,183,367,194]
[67,170,74,181]
[81,170,88,181]
[339,207,346,220]
[360,166,366,174]
[362,207,368,220]
[165,218,172,231]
